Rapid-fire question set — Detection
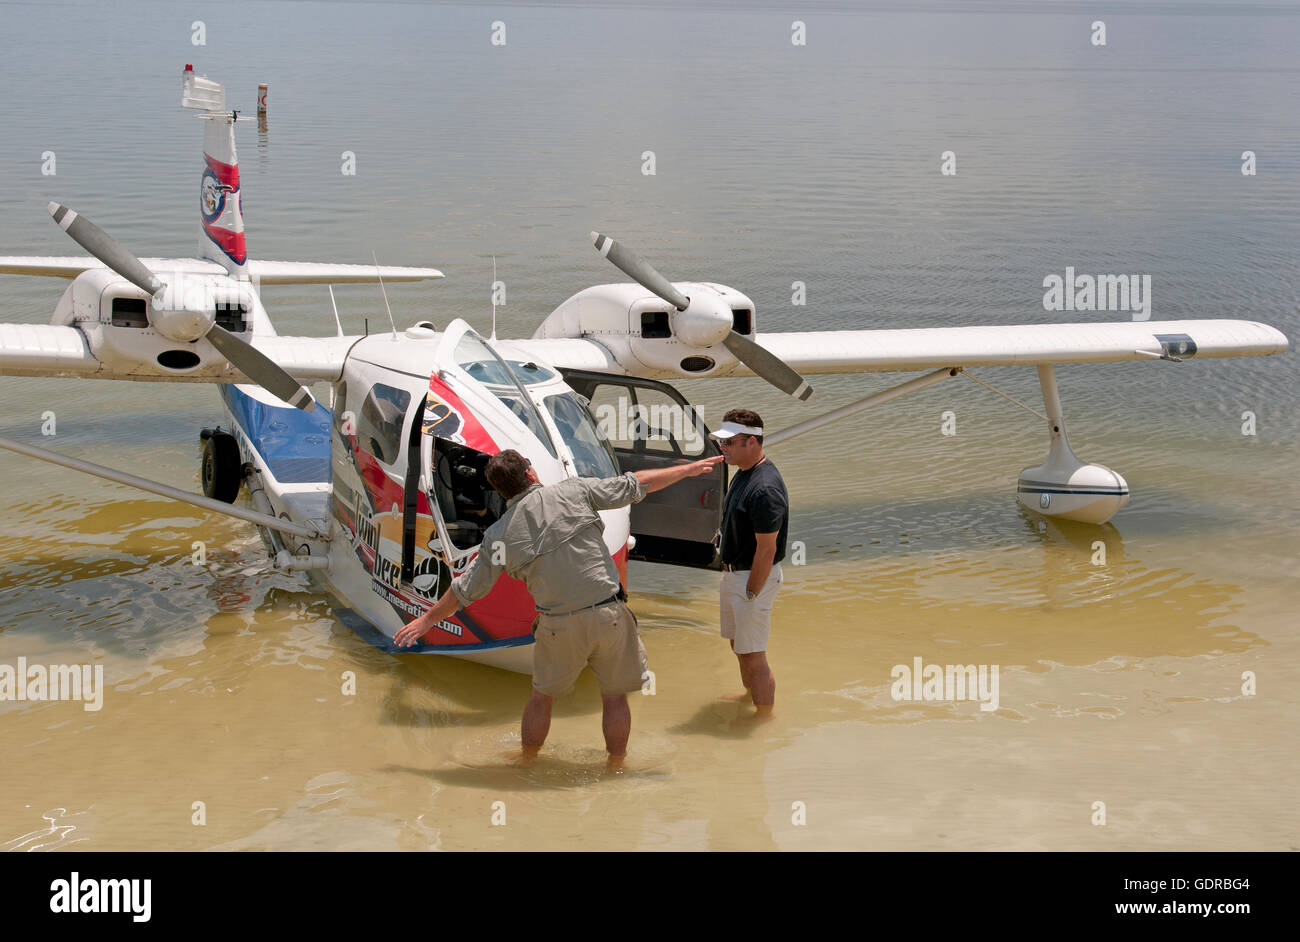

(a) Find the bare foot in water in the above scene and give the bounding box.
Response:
[502,747,540,767]
[730,707,775,728]
[718,691,752,702]
[606,753,627,773]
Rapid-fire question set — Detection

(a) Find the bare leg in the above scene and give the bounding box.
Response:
[601,693,631,769]
[719,639,752,700]
[509,689,553,765]
[739,652,775,713]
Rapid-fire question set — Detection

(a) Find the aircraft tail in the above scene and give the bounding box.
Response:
[182,65,247,279]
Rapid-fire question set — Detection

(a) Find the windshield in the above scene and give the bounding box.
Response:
[544,392,619,479]
[506,360,556,385]
[453,331,557,457]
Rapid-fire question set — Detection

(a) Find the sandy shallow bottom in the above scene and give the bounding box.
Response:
[1,475,1295,851]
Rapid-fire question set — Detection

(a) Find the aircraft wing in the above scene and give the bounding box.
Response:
[250,335,358,381]
[506,319,1288,378]
[0,256,442,284]
[0,324,101,377]
[247,261,443,284]
[494,337,621,372]
[0,325,356,383]
[748,319,1288,374]
[0,256,226,279]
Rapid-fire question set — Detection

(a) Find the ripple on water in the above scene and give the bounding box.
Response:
[0,806,94,852]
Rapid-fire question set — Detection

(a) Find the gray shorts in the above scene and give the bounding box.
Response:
[531,600,649,697]
[720,565,782,655]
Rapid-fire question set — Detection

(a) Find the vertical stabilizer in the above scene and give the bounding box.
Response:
[182,65,247,278]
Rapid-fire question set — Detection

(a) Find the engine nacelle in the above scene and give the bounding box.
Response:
[50,267,251,377]
[533,281,755,379]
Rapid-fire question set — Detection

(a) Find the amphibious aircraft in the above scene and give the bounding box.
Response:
[0,68,1288,673]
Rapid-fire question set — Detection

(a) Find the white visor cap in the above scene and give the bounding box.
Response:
[710,420,763,441]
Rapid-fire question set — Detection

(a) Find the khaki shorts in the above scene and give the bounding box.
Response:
[720,565,782,655]
[531,600,649,697]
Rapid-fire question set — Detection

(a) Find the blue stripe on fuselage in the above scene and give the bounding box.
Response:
[333,607,535,654]
[220,385,333,484]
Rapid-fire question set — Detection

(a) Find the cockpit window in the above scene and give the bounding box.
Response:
[357,383,410,465]
[544,392,619,479]
[454,333,518,386]
[453,332,557,458]
[506,360,556,385]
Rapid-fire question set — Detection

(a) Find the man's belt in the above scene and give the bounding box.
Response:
[722,563,750,572]
[546,586,627,617]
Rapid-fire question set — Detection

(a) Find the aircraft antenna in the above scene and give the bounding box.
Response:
[327,285,343,337]
[373,252,398,340]
[490,255,498,341]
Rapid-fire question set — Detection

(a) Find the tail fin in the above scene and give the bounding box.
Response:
[182,65,247,279]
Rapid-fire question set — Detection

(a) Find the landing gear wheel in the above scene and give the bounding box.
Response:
[202,433,242,504]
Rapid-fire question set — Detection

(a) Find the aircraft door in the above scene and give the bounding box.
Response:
[561,370,724,569]
[415,320,505,572]
[415,319,555,572]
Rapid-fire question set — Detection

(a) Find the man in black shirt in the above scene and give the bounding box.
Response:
[713,408,788,716]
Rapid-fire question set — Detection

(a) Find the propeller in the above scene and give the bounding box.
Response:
[721,332,812,402]
[49,202,316,412]
[590,231,813,402]
[591,231,690,311]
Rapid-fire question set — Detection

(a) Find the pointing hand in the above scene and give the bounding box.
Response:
[685,455,724,476]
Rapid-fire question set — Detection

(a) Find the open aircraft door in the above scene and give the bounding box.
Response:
[407,320,565,578]
[561,369,725,569]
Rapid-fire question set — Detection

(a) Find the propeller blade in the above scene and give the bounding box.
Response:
[722,331,814,402]
[48,202,315,411]
[591,231,690,311]
[48,202,163,297]
[207,325,317,412]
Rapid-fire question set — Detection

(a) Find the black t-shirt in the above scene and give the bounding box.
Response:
[719,458,788,569]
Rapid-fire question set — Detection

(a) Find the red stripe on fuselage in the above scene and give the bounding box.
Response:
[428,375,496,454]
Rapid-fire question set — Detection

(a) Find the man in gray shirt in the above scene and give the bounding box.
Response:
[396,448,721,768]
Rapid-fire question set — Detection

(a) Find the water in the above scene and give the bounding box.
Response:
[0,0,1296,850]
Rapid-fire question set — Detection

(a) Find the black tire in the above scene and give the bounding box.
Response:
[202,433,242,504]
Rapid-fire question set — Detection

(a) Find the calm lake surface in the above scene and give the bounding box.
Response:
[0,0,1296,850]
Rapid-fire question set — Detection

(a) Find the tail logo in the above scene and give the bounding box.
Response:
[200,168,230,221]
[199,154,246,265]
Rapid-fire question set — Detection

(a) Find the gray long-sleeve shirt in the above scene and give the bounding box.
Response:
[449,472,646,615]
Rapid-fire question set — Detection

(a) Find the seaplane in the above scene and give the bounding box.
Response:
[0,67,1289,674]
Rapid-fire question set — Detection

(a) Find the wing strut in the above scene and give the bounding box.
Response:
[960,370,1047,422]
[0,434,328,541]
[764,367,960,448]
